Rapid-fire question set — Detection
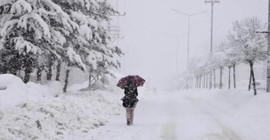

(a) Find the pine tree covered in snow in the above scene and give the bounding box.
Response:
[0,0,79,83]
[0,0,123,91]
[52,0,123,92]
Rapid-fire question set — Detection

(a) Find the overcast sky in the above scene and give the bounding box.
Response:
[112,0,268,88]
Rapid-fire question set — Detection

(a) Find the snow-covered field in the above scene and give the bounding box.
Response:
[1,74,270,140]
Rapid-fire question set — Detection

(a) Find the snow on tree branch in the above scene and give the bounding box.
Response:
[66,47,86,71]
[13,37,41,55]
[10,0,32,16]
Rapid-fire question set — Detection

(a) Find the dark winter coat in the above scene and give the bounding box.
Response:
[121,86,139,108]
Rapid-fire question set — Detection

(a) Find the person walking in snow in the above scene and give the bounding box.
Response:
[117,75,145,125]
[121,80,139,125]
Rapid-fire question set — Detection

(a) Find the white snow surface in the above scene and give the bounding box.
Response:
[0,74,270,140]
[0,74,122,140]
[89,89,270,140]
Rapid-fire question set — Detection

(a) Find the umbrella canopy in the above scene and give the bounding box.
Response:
[117,75,145,89]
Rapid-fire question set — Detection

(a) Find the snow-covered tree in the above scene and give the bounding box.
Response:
[213,43,230,89]
[0,0,123,92]
[205,54,217,89]
[0,0,82,83]
[224,43,241,89]
[227,17,267,95]
[185,17,266,94]
[188,57,204,88]
[215,42,241,89]
[52,0,122,91]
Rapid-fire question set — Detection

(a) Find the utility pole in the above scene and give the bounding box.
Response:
[172,9,206,65]
[205,0,219,90]
[256,0,270,92]
[205,0,220,53]
[267,0,270,92]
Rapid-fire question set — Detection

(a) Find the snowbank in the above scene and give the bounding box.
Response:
[0,74,122,139]
[0,74,28,109]
[0,74,62,109]
[0,91,121,140]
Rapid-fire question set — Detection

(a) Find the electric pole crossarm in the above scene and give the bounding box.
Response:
[256,31,270,33]
[205,0,220,3]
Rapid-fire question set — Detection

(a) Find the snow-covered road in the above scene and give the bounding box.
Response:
[87,89,262,140]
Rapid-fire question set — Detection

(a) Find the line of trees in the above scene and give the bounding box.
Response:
[183,17,267,96]
[0,0,123,92]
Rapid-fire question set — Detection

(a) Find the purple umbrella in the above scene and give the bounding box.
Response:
[117,75,145,89]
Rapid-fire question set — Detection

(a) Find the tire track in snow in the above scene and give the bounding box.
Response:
[159,120,178,140]
[200,119,242,140]
[186,97,243,140]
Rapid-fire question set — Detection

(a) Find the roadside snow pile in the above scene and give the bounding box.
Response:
[0,74,25,89]
[26,81,63,97]
[0,92,121,140]
[0,74,122,139]
[0,74,62,109]
[184,89,270,140]
[0,74,28,108]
